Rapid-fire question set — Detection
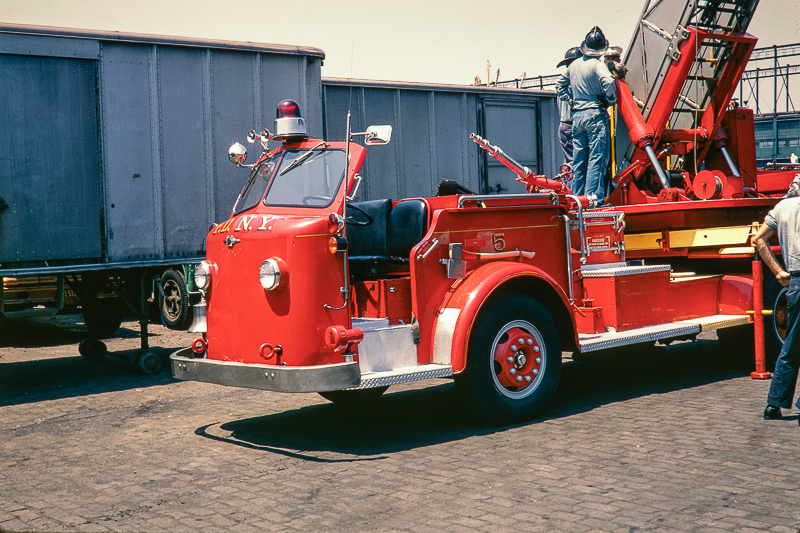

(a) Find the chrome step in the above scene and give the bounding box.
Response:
[353,364,453,390]
[578,314,750,353]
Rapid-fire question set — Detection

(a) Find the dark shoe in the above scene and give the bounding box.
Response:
[763,405,782,420]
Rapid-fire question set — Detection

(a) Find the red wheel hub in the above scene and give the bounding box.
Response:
[493,327,542,391]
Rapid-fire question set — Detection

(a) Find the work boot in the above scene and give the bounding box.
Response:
[763,405,782,420]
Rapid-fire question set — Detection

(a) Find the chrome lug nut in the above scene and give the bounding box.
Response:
[535,357,542,364]
[525,375,532,382]
[516,375,523,382]
[509,368,516,375]
[518,338,525,345]
[507,356,514,363]
[526,338,533,345]
[532,368,539,375]
[533,346,540,352]
[510,344,518,352]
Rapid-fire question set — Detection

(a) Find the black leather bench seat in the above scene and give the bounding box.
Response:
[347,199,427,280]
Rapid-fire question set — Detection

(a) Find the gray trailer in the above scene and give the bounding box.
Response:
[322,78,559,200]
[0,24,323,372]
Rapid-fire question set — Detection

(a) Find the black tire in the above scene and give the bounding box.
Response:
[81,297,125,338]
[717,274,784,371]
[318,386,389,404]
[135,351,162,375]
[78,339,107,361]
[455,293,562,425]
[159,269,193,330]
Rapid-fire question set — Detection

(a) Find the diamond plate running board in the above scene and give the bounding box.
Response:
[351,364,454,390]
[578,314,750,353]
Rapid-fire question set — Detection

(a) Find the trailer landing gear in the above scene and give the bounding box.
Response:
[76,269,164,375]
[78,338,162,375]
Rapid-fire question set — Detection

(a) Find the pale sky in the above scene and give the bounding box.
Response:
[2,0,799,85]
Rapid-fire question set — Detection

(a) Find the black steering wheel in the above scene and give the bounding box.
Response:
[345,203,373,226]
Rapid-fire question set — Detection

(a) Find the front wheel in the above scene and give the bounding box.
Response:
[455,293,562,425]
[318,386,389,405]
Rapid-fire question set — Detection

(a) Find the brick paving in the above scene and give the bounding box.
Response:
[1,316,799,532]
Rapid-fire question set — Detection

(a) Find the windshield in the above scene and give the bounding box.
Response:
[231,154,277,216]
[265,148,347,207]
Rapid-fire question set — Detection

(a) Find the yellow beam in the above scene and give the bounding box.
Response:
[625,225,753,251]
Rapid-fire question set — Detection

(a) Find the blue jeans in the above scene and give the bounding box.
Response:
[767,276,800,409]
[572,108,610,200]
[558,121,573,164]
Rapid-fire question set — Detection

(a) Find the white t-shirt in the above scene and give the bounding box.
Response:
[765,197,800,272]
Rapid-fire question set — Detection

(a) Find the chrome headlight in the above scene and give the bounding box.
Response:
[194,261,212,289]
[259,259,281,291]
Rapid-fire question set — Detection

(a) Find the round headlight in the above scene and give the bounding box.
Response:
[194,261,212,289]
[259,259,281,291]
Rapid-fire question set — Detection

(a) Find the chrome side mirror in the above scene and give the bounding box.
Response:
[228,142,247,165]
[364,125,392,145]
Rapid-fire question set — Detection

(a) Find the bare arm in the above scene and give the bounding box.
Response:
[753,222,790,287]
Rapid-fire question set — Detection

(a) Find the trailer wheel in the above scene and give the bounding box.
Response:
[318,386,389,404]
[455,293,561,425]
[134,351,162,375]
[159,269,193,330]
[81,298,125,338]
[78,339,107,361]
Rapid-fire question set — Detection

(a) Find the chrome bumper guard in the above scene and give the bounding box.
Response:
[170,348,361,393]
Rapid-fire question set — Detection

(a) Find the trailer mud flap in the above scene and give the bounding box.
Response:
[170,348,360,392]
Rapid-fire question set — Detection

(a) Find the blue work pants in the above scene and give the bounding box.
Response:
[767,275,800,409]
[572,108,610,200]
[558,121,574,164]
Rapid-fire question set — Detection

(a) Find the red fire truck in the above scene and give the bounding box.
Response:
[171,0,797,424]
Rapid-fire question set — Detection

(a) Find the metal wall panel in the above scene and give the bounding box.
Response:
[538,97,560,177]
[323,82,553,200]
[484,100,539,195]
[157,47,209,259]
[100,43,158,261]
[209,50,258,222]
[433,92,481,194]
[0,54,102,263]
[260,54,323,139]
[361,88,399,201]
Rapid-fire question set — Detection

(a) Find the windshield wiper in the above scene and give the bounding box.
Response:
[279,141,327,176]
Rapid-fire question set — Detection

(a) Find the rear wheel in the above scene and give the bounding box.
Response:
[455,293,561,425]
[82,297,125,338]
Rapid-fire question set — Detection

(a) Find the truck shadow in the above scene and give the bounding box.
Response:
[0,348,177,407]
[0,316,177,407]
[199,337,755,458]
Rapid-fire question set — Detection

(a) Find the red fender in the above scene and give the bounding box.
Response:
[432,261,575,374]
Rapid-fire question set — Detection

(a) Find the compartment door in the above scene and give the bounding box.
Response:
[0,54,101,264]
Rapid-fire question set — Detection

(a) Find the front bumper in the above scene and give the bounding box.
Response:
[170,348,361,392]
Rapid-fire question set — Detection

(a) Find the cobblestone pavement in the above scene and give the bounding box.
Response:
[1,315,799,533]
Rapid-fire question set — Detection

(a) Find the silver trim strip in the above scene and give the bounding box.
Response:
[170,348,360,393]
